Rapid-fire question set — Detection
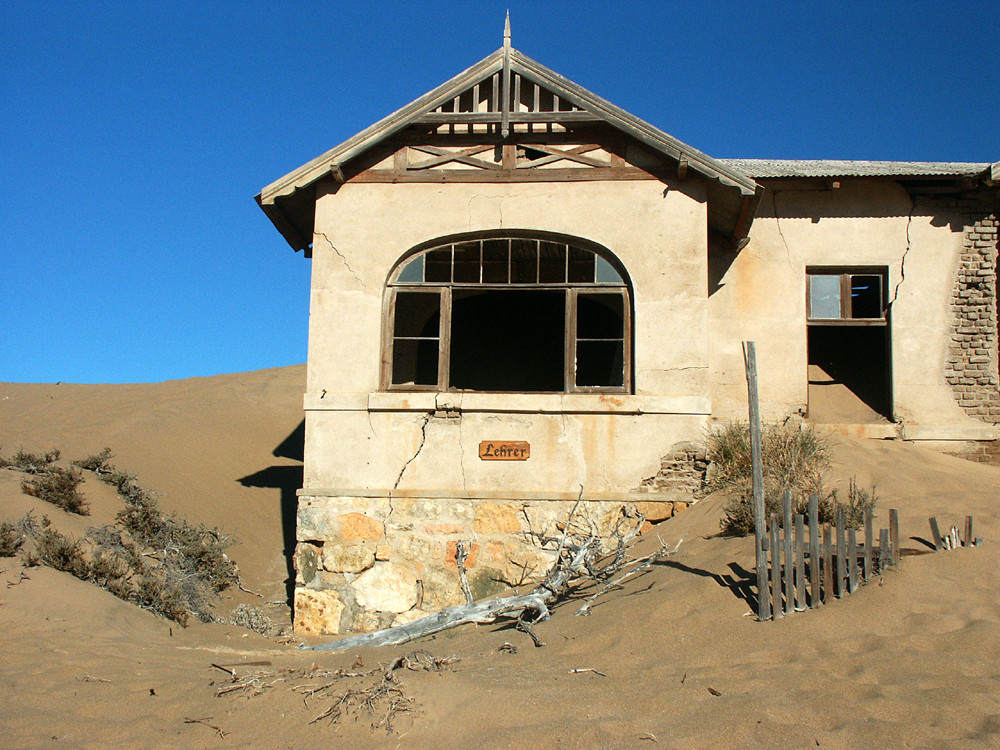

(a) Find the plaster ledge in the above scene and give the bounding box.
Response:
[297,487,693,502]
[304,391,710,415]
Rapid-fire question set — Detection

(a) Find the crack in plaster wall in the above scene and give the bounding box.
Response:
[392,411,431,490]
[889,196,916,309]
[315,232,366,289]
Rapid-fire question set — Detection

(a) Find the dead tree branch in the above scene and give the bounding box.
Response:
[306,505,678,653]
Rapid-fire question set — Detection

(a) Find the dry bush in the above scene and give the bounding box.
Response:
[708,421,876,536]
[21,469,89,515]
[72,447,114,474]
[0,522,26,557]
[18,449,239,626]
[228,603,279,635]
[0,448,61,473]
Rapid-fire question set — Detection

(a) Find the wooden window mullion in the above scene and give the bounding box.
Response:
[566,288,577,392]
[440,286,452,391]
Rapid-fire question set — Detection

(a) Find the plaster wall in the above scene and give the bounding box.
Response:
[709,180,988,436]
[305,178,711,496]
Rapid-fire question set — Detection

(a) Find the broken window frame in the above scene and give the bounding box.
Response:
[806,267,888,326]
[382,235,632,393]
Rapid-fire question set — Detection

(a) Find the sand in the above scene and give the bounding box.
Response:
[1,365,999,749]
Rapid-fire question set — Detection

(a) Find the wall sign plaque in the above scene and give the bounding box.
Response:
[478,440,530,461]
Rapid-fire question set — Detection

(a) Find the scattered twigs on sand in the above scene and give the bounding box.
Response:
[184,717,227,739]
[213,650,458,733]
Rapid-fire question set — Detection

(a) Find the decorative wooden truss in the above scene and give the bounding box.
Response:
[257,18,760,252]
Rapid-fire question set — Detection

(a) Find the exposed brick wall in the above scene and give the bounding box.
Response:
[944,204,999,424]
[637,441,709,496]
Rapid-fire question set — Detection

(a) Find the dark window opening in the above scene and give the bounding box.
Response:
[450,290,565,391]
[386,235,630,393]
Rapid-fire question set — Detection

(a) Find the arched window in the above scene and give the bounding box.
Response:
[383,233,631,393]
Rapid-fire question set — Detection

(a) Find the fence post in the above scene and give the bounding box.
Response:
[794,513,806,610]
[836,505,847,598]
[879,528,890,572]
[823,523,833,604]
[783,491,793,615]
[863,507,873,582]
[770,515,782,619]
[848,527,858,593]
[808,495,820,608]
[743,341,770,621]
[929,517,943,551]
[889,509,900,566]
[965,516,974,547]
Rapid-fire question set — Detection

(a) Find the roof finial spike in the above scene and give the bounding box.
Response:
[504,10,511,48]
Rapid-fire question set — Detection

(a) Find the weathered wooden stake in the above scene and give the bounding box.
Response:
[878,528,890,572]
[848,528,859,593]
[836,505,847,598]
[889,509,900,566]
[743,341,770,622]
[808,495,820,608]
[770,516,782,620]
[823,523,833,604]
[794,513,806,610]
[964,516,974,547]
[783,491,793,615]
[929,517,943,551]
[863,507,873,582]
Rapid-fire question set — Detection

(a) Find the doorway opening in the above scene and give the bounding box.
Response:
[806,268,892,423]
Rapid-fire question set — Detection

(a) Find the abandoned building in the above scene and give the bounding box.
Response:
[257,30,999,635]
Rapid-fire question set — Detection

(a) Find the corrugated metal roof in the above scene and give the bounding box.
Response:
[719,159,992,179]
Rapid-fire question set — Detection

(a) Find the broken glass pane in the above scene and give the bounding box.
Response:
[850,275,883,318]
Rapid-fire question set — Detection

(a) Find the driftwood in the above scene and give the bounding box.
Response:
[307,509,676,654]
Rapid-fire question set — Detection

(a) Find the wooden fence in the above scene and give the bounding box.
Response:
[757,491,898,619]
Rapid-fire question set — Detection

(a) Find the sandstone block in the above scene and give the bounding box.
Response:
[294,542,321,585]
[419,566,464,611]
[322,542,376,574]
[392,535,443,568]
[375,544,392,561]
[294,588,344,635]
[351,608,383,634]
[352,563,419,613]
[423,522,466,535]
[392,608,430,627]
[340,512,384,542]
[473,502,522,534]
[632,501,674,522]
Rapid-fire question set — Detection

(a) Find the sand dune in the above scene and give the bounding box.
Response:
[2,366,999,749]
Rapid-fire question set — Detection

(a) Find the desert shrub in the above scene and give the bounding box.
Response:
[832,478,879,529]
[228,603,278,635]
[0,448,61,473]
[21,468,89,515]
[72,447,114,474]
[709,421,876,536]
[19,449,238,626]
[0,522,25,557]
[34,519,90,578]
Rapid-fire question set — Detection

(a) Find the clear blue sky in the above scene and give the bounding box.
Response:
[3,1,997,383]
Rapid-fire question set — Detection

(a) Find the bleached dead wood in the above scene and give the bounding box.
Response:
[307,538,600,653]
[307,506,678,654]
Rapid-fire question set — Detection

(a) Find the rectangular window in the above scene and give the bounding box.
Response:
[807,269,887,324]
[389,291,442,387]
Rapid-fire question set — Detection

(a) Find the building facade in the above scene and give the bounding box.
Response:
[258,38,999,635]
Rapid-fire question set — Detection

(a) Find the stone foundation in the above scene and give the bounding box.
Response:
[292,493,689,635]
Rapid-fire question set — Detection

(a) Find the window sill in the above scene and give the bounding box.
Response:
[304,391,710,415]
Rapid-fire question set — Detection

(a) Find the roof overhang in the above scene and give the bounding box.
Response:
[257,46,758,253]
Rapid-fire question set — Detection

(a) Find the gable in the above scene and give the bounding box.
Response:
[257,43,759,254]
